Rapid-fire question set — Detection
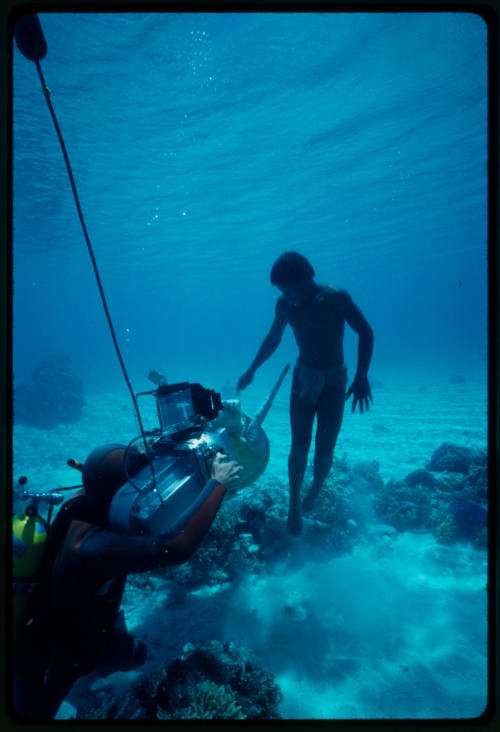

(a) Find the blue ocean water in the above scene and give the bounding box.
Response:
[13,11,487,393]
[12,11,489,721]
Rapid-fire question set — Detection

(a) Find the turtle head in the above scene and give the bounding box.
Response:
[216,400,243,434]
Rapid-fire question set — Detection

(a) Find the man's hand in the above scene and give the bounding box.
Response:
[237,370,254,391]
[210,453,243,486]
[346,374,373,414]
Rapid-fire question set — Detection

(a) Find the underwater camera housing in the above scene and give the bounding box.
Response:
[155,382,222,435]
[109,382,232,537]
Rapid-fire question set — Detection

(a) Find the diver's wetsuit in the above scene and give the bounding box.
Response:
[13,478,225,721]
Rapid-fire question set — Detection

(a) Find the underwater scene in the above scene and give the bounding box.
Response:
[12,11,489,721]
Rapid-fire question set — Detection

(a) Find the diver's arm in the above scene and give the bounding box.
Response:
[238,299,288,389]
[67,456,241,576]
[69,478,226,576]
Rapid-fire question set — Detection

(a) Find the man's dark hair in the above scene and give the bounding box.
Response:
[270,251,315,285]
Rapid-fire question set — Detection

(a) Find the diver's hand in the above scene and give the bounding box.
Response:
[211,453,243,486]
[346,374,373,414]
[237,370,254,391]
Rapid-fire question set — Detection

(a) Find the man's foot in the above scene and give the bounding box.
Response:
[287,507,302,536]
[302,486,321,514]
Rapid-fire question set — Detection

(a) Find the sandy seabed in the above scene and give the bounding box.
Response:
[13,367,489,720]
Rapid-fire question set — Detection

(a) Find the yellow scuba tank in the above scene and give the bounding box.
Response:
[12,510,48,641]
[12,479,65,643]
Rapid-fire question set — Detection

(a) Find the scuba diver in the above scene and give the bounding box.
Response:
[13,441,241,720]
[237,251,374,536]
[10,16,282,720]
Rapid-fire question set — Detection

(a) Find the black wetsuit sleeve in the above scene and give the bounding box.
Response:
[74,478,226,575]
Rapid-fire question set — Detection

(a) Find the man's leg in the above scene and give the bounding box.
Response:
[288,377,316,535]
[302,383,345,513]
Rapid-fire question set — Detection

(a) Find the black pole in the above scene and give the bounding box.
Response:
[13,14,47,61]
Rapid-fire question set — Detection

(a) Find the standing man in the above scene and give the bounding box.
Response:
[237,251,373,536]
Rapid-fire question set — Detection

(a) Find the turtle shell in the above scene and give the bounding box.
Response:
[226,423,270,489]
[214,405,270,489]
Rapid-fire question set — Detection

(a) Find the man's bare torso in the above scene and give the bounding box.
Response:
[278,285,347,369]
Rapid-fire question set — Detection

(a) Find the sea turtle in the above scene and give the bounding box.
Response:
[213,364,290,489]
[146,365,290,490]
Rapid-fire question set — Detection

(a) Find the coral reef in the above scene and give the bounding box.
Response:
[14,355,84,429]
[77,441,487,720]
[219,641,283,719]
[373,443,488,547]
[427,442,485,475]
[145,461,356,601]
[450,500,488,540]
[165,496,261,596]
[238,477,290,556]
[404,469,439,489]
[373,477,433,532]
[237,454,355,557]
[158,680,245,719]
[465,463,488,503]
[432,512,457,544]
[81,640,282,720]
[127,443,487,607]
[300,460,356,554]
[351,459,384,486]
[164,460,356,595]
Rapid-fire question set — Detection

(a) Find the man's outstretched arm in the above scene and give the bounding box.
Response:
[237,299,288,390]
